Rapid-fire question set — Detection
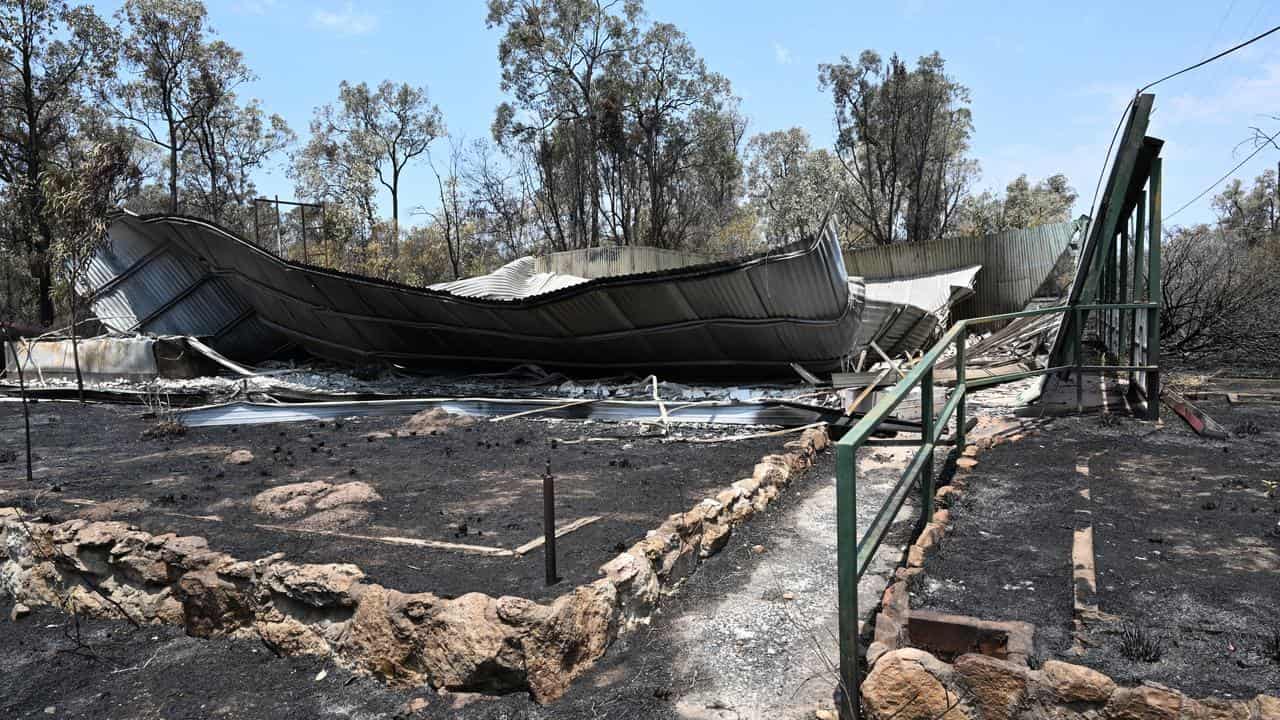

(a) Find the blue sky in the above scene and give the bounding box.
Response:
[102,0,1280,228]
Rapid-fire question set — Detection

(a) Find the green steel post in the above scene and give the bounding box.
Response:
[835,440,859,719]
[1130,192,1145,390]
[955,325,967,449]
[1074,306,1084,414]
[1117,224,1129,358]
[1146,158,1162,420]
[920,367,935,520]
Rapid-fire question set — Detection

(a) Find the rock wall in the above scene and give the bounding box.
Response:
[858,436,1280,720]
[0,427,829,703]
[864,647,1280,720]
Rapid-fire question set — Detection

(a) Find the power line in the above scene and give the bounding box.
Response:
[1084,22,1280,228]
[1162,129,1280,223]
[1139,23,1280,92]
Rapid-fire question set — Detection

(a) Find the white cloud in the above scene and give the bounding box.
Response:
[773,42,791,65]
[310,2,378,35]
[232,0,278,15]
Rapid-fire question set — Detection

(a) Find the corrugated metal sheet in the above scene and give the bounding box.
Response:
[533,246,713,278]
[844,220,1084,322]
[428,257,589,299]
[91,215,866,376]
[82,216,287,362]
[4,336,209,378]
[864,265,981,315]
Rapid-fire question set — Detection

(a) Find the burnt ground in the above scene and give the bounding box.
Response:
[914,387,1280,699]
[0,447,911,720]
[0,400,792,601]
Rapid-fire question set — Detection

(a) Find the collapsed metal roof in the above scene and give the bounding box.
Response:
[82,214,1075,378]
[844,218,1083,322]
[87,215,866,376]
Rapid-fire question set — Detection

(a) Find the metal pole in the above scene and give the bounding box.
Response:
[274,195,283,256]
[300,204,309,265]
[835,439,859,720]
[1074,306,1085,414]
[920,367,934,521]
[543,460,558,586]
[1129,192,1145,391]
[1146,158,1162,421]
[955,325,967,449]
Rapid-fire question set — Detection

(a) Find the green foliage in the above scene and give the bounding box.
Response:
[820,51,977,245]
[952,174,1078,238]
[488,0,744,251]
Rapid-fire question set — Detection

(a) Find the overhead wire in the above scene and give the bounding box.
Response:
[1083,22,1280,230]
[1162,128,1280,222]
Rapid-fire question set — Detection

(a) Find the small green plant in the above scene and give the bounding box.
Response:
[1119,622,1163,663]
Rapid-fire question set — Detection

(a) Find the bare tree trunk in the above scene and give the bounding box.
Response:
[6,332,34,483]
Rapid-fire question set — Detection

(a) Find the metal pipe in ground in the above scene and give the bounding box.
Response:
[543,459,558,586]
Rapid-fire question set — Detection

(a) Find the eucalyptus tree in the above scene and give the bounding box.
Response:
[489,0,641,249]
[0,0,116,325]
[42,138,141,399]
[744,128,843,244]
[298,80,442,248]
[113,0,215,213]
[820,50,977,245]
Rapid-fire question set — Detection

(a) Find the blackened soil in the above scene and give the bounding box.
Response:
[912,425,1082,663]
[0,401,792,601]
[1,450,837,720]
[0,603,419,720]
[915,397,1280,698]
[1086,397,1280,698]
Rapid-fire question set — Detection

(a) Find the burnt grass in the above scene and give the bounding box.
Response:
[915,398,1280,698]
[0,400,794,601]
[0,447,839,720]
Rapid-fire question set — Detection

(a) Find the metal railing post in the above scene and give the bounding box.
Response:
[835,440,860,720]
[1146,157,1162,420]
[1074,306,1084,414]
[920,367,935,520]
[955,325,967,449]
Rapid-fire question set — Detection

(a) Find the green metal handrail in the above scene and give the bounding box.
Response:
[834,301,1158,718]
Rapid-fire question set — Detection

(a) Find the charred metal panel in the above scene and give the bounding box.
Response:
[91,215,865,377]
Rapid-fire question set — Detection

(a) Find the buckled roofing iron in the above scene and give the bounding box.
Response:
[89,215,865,376]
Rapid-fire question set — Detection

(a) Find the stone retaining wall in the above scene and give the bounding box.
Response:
[860,434,1280,720]
[1,427,829,703]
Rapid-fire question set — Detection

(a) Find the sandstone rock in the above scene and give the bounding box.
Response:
[176,570,252,637]
[598,551,657,627]
[699,520,731,558]
[522,579,618,703]
[907,545,925,567]
[1041,660,1116,703]
[1106,683,1183,720]
[313,481,381,511]
[402,408,476,435]
[862,648,968,720]
[402,697,430,714]
[416,592,525,692]
[338,585,423,683]
[261,563,364,608]
[1180,697,1253,720]
[251,481,331,518]
[954,653,1028,720]
[1255,695,1280,720]
[225,449,254,465]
